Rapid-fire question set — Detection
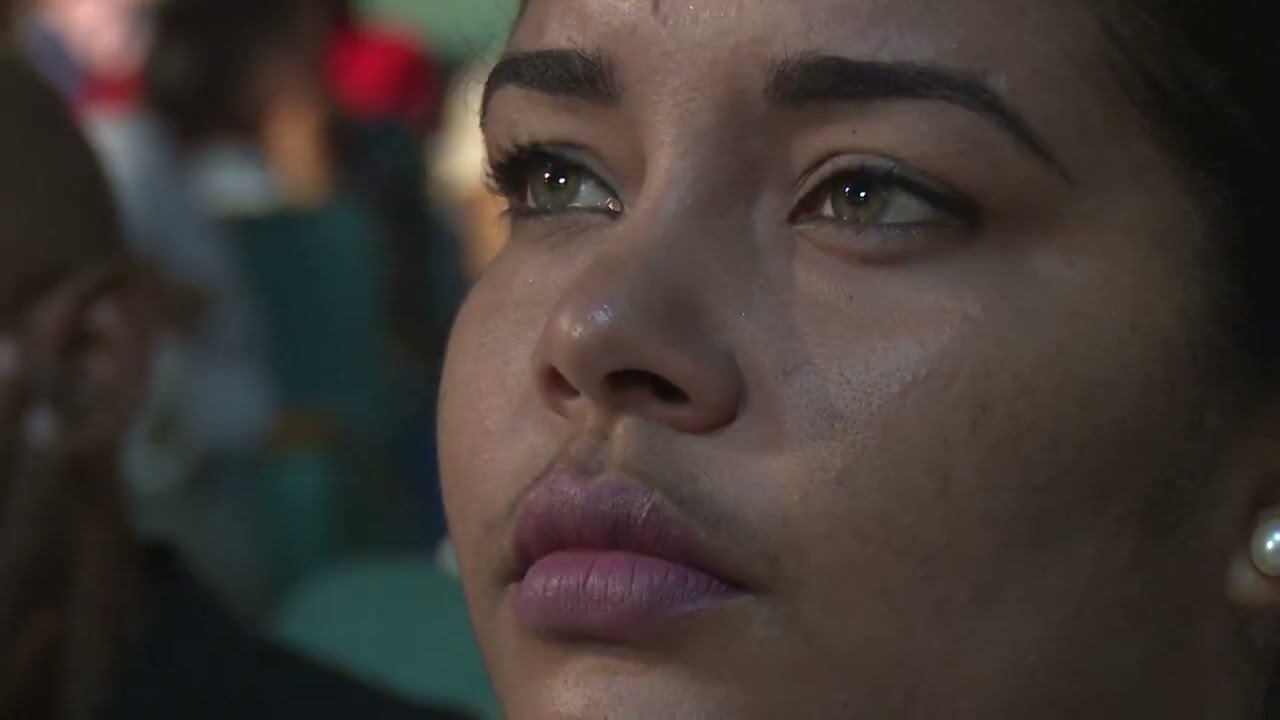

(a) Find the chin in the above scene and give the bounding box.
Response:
[482,608,810,720]
[500,659,748,720]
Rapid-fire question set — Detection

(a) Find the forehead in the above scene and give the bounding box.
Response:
[514,0,1101,73]
[509,0,1112,136]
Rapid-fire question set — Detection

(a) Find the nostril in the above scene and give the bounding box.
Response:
[544,367,580,400]
[605,369,691,405]
[651,378,690,404]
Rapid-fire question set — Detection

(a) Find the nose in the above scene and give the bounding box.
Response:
[536,259,744,435]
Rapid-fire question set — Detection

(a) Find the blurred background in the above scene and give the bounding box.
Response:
[9,0,518,715]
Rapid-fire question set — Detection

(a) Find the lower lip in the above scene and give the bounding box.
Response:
[512,550,740,641]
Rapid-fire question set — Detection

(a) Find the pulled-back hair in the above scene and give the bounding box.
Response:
[1100,2,1280,382]
[1062,3,1280,707]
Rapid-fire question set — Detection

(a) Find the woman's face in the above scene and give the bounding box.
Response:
[441,0,1271,717]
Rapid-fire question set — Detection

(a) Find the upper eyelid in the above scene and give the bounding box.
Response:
[491,143,971,223]
[490,141,585,164]
[488,143,626,217]
[512,146,621,210]
[795,158,980,223]
[789,163,908,223]
[489,142,616,185]
[796,155,929,197]
[794,154,866,196]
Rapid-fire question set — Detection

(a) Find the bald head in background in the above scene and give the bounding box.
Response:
[0,45,125,328]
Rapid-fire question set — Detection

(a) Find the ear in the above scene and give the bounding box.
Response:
[21,266,150,455]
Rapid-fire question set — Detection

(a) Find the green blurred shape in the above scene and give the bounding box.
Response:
[358,0,519,62]
[259,447,341,590]
[274,555,499,718]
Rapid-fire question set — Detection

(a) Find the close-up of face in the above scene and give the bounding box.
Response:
[439,1,1280,717]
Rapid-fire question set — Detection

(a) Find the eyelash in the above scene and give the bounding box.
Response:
[486,142,539,199]
[486,143,979,227]
[791,165,980,227]
[486,143,605,218]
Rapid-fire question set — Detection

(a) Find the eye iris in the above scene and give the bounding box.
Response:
[529,160,583,209]
[829,176,888,224]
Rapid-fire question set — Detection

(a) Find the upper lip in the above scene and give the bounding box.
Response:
[509,467,741,587]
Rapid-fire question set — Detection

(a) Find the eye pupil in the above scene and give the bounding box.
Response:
[545,169,568,188]
[529,159,583,209]
[829,175,887,223]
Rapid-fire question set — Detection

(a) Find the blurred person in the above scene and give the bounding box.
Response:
[144,0,334,213]
[441,1,1280,718]
[29,0,282,618]
[147,0,463,340]
[0,37,143,720]
[146,0,464,548]
[84,89,279,617]
[143,0,380,572]
[312,0,464,377]
[0,44,473,720]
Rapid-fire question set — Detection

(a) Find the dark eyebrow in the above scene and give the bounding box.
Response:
[767,54,1070,179]
[482,49,621,126]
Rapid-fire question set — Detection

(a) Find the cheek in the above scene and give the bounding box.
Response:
[762,268,1220,670]
[438,256,557,561]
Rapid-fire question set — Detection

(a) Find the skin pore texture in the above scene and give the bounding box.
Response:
[439,1,1280,718]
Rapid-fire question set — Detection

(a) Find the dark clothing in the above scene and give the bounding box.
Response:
[106,549,473,720]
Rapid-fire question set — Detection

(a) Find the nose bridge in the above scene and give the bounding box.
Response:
[535,212,745,434]
[529,91,775,434]
[563,249,672,327]
[544,238,713,377]
[560,133,760,343]
[636,156,764,289]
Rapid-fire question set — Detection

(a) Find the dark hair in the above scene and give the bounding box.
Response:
[144,0,312,146]
[1103,6,1280,710]
[1101,2,1280,382]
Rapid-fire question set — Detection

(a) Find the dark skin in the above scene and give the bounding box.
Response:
[440,1,1280,717]
[0,51,147,720]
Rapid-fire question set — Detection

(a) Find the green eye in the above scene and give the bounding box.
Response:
[493,150,622,215]
[528,159,588,210]
[810,169,946,227]
[826,176,894,225]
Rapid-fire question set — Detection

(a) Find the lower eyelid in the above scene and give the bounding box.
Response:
[796,222,974,261]
[508,206,621,223]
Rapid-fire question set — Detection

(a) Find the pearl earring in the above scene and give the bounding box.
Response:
[1251,512,1280,577]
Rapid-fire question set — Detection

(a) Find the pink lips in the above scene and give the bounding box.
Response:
[510,472,742,641]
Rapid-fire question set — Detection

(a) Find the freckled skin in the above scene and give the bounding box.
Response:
[440,1,1278,717]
